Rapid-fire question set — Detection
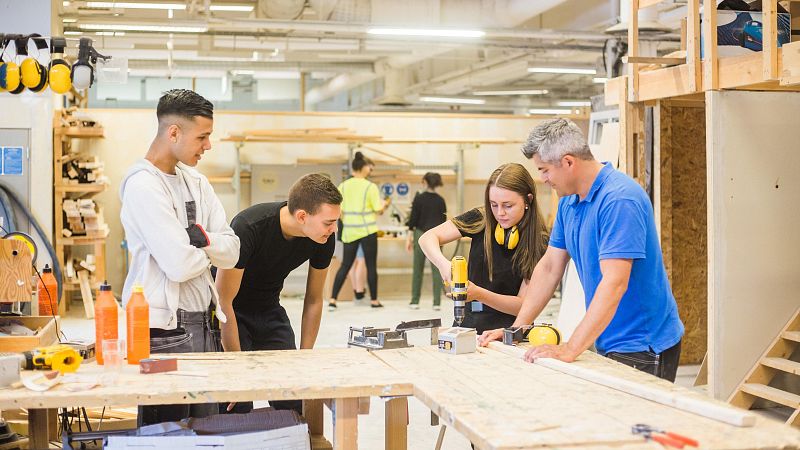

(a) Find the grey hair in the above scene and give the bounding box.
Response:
[521,118,594,164]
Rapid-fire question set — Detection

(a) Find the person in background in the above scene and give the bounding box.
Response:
[479,118,684,382]
[329,151,389,310]
[418,164,548,333]
[120,89,240,425]
[348,245,367,300]
[406,172,447,310]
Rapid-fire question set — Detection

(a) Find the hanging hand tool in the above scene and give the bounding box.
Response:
[632,423,698,449]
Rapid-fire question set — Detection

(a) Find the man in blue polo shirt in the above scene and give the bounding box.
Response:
[479,118,684,381]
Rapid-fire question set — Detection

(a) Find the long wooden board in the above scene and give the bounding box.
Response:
[374,346,800,450]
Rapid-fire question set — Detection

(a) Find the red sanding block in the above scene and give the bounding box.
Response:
[139,358,178,374]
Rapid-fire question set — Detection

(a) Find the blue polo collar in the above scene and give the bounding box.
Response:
[567,162,614,206]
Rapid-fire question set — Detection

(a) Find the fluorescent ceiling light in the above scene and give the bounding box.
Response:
[593,77,608,84]
[420,96,485,105]
[528,67,597,75]
[64,31,82,35]
[253,71,300,80]
[209,5,254,11]
[473,89,548,96]
[62,18,77,23]
[79,23,207,33]
[367,28,484,38]
[557,100,591,107]
[85,2,252,11]
[529,108,573,115]
[87,2,186,9]
[231,70,255,76]
[63,1,70,5]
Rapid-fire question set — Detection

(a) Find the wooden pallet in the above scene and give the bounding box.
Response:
[729,307,800,427]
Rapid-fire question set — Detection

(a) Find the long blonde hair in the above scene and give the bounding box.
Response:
[452,163,547,280]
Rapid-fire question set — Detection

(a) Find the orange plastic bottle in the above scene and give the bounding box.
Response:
[126,285,150,365]
[94,281,118,365]
[37,264,58,316]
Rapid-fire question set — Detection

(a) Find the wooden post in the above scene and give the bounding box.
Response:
[763,0,779,80]
[332,397,358,450]
[385,397,408,450]
[703,0,719,90]
[687,0,702,92]
[28,409,50,449]
[627,0,640,102]
[303,399,324,436]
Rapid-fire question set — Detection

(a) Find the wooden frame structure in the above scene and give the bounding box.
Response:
[605,0,800,414]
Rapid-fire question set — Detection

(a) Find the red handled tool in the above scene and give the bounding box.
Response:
[632,424,699,448]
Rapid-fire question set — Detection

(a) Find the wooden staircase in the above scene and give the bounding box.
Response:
[729,307,800,427]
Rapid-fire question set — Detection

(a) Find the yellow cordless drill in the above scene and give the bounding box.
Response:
[22,344,82,374]
[451,256,468,326]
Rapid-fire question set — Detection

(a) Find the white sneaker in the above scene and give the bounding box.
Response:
[408,304,420,310]
[432,305,441,311]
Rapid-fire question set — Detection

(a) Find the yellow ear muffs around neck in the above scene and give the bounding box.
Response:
[494,224,519,250]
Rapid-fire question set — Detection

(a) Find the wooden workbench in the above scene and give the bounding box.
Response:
[374,345,800,450]
[2,345,799,450]
[0,348,413,450]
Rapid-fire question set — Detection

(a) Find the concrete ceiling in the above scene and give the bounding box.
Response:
[59,0,683,113]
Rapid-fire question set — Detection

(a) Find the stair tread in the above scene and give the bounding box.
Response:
[783,331,800,343]
[762,357,800,375]
[741,383,800,408]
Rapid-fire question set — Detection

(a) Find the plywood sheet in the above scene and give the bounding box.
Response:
[374,346,799,450]
[658,101,708,365]
[707,90,800,400]
[0,348,413,410]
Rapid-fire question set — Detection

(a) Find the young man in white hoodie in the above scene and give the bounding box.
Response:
[120,89,240,425]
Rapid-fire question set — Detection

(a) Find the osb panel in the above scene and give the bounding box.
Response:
[668,105,708,365]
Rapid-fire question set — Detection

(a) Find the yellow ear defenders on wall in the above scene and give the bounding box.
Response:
[0,35,23,93]
[494,224,519,250]
[19,35,49,93]
[48,37,71,94]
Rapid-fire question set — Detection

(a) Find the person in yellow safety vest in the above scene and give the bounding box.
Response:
[329,151,390,310]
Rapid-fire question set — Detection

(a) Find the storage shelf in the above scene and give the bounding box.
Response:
[58,127,105,138]
[60,229,109,245]
[56,183,107,193]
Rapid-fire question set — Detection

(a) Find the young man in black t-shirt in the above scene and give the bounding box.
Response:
[215,173,342,412]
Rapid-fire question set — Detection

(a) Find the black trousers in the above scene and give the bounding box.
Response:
[604,340,682,382]
[223,304,302,415]
[331,232,378,300]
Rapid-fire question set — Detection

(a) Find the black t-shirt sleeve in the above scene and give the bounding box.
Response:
[452,208,484,238]
[231,214,257,269]
[310,234,335,269]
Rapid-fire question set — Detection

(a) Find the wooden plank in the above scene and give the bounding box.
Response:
[628,0,640,102]
[303,399,325,435]
[695,353,709,387]
[604,76,625,106]
[703,0,719,90]
[623,56,686,65]
[373,346,799,449]
[687,0,702,92]
[637,64,694,101]
[332,397,358,450]
[780,40,800,85]
[790,408,800,428]
[0,348,413,410]
[385,397,408,450]
[740,383,800,408]
[761,357,800,375]
[785,331,800,343]
[27,409,49,450]
[487,342,755,427]
[763,0,779,80]
[0,239,32,303]
[77,270,95,319]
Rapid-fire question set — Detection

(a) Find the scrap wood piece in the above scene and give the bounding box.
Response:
[76,271,95,319]
[485,342,755,427]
